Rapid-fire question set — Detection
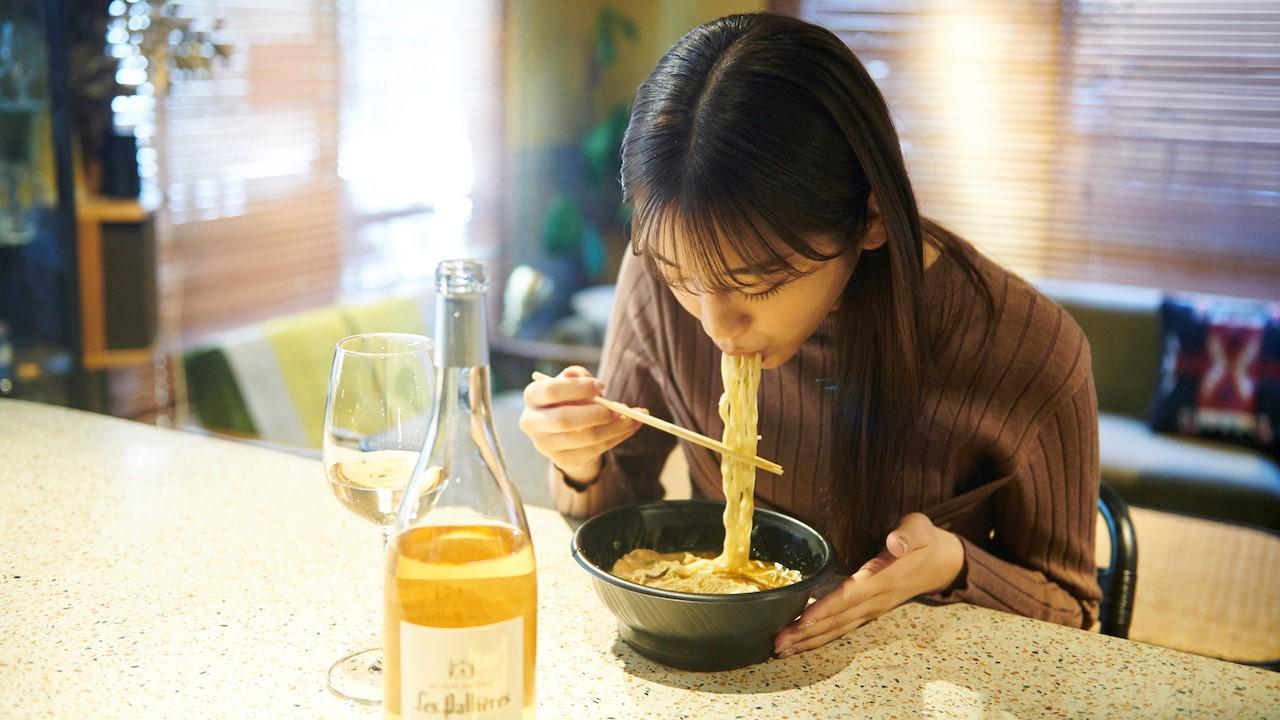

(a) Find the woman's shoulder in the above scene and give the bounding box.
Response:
[931,242,1093,417]
[612,249,664,318]
[611,248,703,349]
[616,248,659,294]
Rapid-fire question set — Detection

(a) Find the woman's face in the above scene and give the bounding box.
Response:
[659,225,883,369]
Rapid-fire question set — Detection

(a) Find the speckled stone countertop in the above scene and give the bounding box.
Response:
[2,400,1277,718]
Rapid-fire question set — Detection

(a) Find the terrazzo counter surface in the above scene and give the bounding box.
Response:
[3,400,1277,718]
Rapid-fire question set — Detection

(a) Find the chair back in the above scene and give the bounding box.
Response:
[1097,482,1138,638]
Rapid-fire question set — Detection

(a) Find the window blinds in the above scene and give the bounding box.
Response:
[790,0,1280,299]
[160,0,501,335]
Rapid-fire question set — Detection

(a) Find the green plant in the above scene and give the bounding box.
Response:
[540,5,638,281]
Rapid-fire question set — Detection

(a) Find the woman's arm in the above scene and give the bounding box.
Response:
[774,374,1103,655]
[926,374,1103,628]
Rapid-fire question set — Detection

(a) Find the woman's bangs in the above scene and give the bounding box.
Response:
[631,194,824,294]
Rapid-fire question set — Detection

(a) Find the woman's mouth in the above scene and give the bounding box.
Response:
[717,345,764,357]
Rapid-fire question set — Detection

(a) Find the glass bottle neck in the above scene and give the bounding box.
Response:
[429,285,499,469]
[435,290,488,370]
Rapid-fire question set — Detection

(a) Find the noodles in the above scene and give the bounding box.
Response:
[610,549,800,594]
[716,352,762,571]
[611,353,802,594]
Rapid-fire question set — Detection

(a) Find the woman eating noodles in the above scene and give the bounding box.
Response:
[519,13,1101,658]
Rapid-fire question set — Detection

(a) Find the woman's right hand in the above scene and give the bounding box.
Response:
[518,366,643,484]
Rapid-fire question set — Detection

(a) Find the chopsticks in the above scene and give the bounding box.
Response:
[530,371,784,476]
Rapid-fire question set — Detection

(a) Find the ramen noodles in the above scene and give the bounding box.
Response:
[611,353,802,594]
[611,549,800,594]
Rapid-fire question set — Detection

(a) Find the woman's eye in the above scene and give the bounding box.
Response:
[745,285,782,301]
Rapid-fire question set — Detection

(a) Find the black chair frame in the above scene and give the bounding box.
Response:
[1097,481,1138,639]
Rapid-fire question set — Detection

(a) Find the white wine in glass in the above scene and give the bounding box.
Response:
[322,332,434,706]
[327,449,417,526]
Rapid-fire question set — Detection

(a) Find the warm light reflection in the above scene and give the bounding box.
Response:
[337,0,482,216]
[922,4,1050,277]
[922,680,1016,719]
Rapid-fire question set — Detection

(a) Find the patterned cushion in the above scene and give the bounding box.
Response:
[1149,296,1280,456]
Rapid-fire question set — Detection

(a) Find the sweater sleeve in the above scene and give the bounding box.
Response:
[549,253,677,517]
[925,374,1103,629]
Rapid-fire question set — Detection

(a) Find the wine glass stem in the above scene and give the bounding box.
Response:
[372,524,393,674]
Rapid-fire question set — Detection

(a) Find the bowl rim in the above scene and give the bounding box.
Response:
[570,499,837,603]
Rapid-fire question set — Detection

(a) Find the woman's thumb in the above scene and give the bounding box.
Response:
[887,512,933,558]
[886,531,911,558]
[561,365,592,378]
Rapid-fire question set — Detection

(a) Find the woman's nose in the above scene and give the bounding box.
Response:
[698,293,750,341]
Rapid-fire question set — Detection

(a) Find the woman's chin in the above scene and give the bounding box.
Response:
[760,349,790,370]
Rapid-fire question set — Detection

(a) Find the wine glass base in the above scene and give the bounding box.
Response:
[327,647,383,705]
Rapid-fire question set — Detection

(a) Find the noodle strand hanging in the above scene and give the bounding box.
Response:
[611,353,801,594]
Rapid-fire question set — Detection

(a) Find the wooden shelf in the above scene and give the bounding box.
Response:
[75,196,154,370]
[78,196,149,223]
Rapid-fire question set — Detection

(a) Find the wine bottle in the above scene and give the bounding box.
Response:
[384,260,537,720]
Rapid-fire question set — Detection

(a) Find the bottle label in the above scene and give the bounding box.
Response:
[399,616,523,719]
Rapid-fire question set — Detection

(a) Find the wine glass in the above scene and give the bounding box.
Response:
[322,332,434,705]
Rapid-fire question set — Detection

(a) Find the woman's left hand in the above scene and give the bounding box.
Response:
[773,512,966,657]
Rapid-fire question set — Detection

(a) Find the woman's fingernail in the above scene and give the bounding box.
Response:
[802,620,815,628]
[594,381,605,393]
[779,648,795,658]
[776,640,792,653]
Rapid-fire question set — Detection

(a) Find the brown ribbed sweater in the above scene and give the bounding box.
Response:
[550,243,1102,629]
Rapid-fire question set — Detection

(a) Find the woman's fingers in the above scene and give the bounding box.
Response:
[523,373,603,408]
[779,606,866,656]
[548,418,642,476]
[561,365,592,378]
[775,583,901,656]
[553,440,629,473]
[850,551,895,582]
[775,547,917,653]
[774,577,869,649]
[536,415,641,453]
[803,576,871,623]
[522,403,616,433]
[771,513,955,658]
[783,595,899,656]
[596,416,644,451]
[518,366,651,475]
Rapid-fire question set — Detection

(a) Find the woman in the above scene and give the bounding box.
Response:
[519,13,1100,657]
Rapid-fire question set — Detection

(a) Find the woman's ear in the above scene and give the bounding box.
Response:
[860,193,888,250]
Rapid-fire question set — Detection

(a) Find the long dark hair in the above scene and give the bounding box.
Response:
[620,13,992,563]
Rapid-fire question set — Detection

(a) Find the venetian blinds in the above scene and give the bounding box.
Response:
[162,1,342,333]
[788,1,1280,299]
[161,1,501,334]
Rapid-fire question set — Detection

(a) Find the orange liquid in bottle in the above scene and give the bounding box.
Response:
[384,523,536,719]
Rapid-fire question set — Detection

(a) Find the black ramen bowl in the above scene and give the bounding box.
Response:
[571,500,836,671]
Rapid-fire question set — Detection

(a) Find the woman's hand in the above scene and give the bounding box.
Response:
[773,512,965,657]
[518,366,643,484]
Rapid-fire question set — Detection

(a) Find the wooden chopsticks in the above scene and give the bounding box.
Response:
[530,372,784,476]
